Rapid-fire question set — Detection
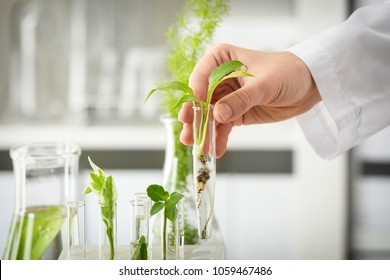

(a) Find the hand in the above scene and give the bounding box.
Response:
[178,44,321,158]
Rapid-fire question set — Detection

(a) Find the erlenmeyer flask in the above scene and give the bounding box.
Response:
[3,142,81,260]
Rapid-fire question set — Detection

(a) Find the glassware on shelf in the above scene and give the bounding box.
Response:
[3,141,81,260]
[8,0,176,123]
[130,198,150,260]
[98,202,117,260]
[192,105,216,240]
[8,0,73,120]
[66,201,85,260]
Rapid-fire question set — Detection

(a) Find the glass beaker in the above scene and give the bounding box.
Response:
[3,142,81,260]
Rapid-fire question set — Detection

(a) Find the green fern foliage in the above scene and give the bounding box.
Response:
[162,0,230,117]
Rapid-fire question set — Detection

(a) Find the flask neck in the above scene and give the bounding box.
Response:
[10,142,81,212]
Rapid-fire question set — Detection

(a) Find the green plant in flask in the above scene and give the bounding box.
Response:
[3,142,81,260]
[4,206,66,260]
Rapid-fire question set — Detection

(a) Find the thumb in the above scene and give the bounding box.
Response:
[213,87,257,123]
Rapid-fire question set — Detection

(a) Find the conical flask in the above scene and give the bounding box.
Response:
[3,142,81,260]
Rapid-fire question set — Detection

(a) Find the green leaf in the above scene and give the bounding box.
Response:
[99,175,117,205]
[82,186,92,194]
[89,173,104,192]
[144,81,193,104]
[88,156,105,176]
[165,206,177,223]
[150,201,165,217]
[131,235,148,260]
[139,242,148,260]
[207,71,254,103]
[165,192,184,222]
[208,60,245,89]
[166,192,184,209]
[146,184,169,202]
[171,94,205,111]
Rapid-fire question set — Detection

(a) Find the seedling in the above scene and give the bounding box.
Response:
[146,60,252,159]
[146,60,253,238]
[146,184,183,260]
[131,235,148,260]
[83,157,117,260]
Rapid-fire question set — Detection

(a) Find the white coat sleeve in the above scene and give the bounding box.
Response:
[288,3,390,159]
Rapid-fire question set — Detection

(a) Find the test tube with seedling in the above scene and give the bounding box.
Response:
[145,60,253,241]
[130,198,149,260]
[193,104,216,240]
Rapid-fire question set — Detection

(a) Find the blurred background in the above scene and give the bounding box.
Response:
[0,0,389,260]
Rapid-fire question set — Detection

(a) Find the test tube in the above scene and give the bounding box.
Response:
[130,198,150,259]
[67,201,86,260]
[133,192,153,257]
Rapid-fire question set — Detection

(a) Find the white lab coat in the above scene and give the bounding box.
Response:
[289,2,390,159]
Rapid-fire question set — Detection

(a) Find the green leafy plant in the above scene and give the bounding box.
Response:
[83,157,117,260]
[146,60,253,161]
[131,235,148,260]
[163,0,230,116]
[146,184,183,260]
[4,205,66,260]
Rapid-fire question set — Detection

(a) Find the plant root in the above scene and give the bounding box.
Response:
[196,166,210,208]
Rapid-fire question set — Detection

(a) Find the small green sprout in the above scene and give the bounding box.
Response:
[146,184,183,260]
[131,235,148,260]
[83,157,117,260]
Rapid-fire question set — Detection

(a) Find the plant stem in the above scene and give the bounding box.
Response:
[195,105,211,159]
[101,204,115,260]
[107,226,114,260]
[200,106,211,153]
[163,209,167,260]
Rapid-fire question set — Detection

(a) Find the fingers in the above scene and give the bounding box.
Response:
[179,97,232,157]
[179,123,193,146]
[179,121,232,158]
[178,101,193,123]
[188,52,216,101]
[213,84,260,123]
[178,44,239,152]
[178,102,194,145]
[189,44,234,100]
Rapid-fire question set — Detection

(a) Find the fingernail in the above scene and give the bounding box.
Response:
[217,103,233,121]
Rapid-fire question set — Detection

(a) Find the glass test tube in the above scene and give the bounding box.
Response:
[163,197,184,260]
[130,198,150,259]
[67,201,86,260]
[99,202,117,260]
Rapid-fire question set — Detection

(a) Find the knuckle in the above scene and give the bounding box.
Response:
[234,89,253,111]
